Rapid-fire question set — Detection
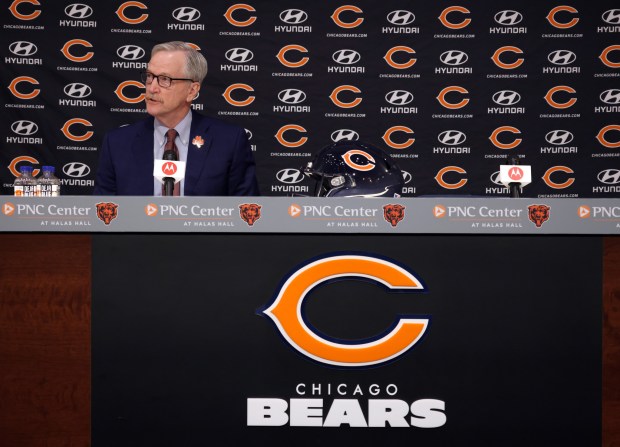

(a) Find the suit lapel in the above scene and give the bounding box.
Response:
[185,111,213,195]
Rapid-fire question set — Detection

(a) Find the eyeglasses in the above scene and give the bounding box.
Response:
[140,71,194,88]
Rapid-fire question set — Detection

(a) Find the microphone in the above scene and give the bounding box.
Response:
[153,157,187,195]
[162,149,177,196]
[498,156,532,198]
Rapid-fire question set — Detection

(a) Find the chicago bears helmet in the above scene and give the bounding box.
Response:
[302,140,405,197]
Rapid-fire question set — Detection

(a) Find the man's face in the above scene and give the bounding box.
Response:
[144,50,199,126]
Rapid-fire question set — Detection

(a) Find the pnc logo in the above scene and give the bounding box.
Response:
[8,76,40,100]
[433,205,446,218]
[546,5,579,29]
[491,46,524,69]
[3,203,16,217]
[276,44,309,68]
[578,205,590,219]
[61,39,94,63]
[331,129,359,142]
[145,203,158,217]
[275,124,308,148]
[489,126,522,149]
[492,90,521,106]
[342,150,375,172]
[599,45,620,69]
[61,118,93,142]
[438,6,471,29]
[542,166,575,189]
[382,126,415,149]
[280,9,307,24]
[329,85,362,108]
[9,41,37,57]
[435,166,467,189]
[276,169,304,184]
[223,83,255,107]
[9,0,41,20]
[8,156,40,177]
[436,86,469,109]
[116,1,148,25]
[387,10,415,26]
[544,85,577,109]
[494,10,523,26]
[288,204,302,218]
[261,253,429,367]
[114,80,145,104]
[384,46,416,69]
[224,4,256,27]
[331,5,363,29]
[596,125,620,148]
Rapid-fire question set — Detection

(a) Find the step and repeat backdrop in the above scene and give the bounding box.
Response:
[1,0,619,198]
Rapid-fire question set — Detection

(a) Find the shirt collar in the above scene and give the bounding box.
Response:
[154,110,192,148]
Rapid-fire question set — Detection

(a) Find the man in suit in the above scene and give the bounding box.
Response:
[94,41,259,196]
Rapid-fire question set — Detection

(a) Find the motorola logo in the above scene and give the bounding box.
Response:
[439,50,468,66]
[385,90,414,105]
[9,41,37,57]
[598,169,620,185]
[600,89,620,105]
[602,9,620,25]
[438,130,466,145]
[332,49,361,65]
[331,129,359,142]
[547,50,577,65]
[387,10,415,25]
[276,169,304,184]
[278,89,306,104]
[63,162,91,178]
[492,90,521,106]
[172,7,200,22]
[225,48,254,63]
[494,10,523,25]
[65,3,93,19]
[64,83,92,98]
[117,45,145,61]
[11,120,38,136]
[402,170,412,184]
[545,130,574,146]
[280,9,308,24]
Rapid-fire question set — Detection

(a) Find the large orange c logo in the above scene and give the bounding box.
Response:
[114,80,145,104]
[8,76,40,100]
[276,44,309,68]
[438,6,471,29]
[115,1,148,25]
[223,83,255,107]
[544,86,577,109]
[436,86,469,109]
[61,39,94,63]
[341,150,375,171]
[542,166,575,189]
[224,4,257,27]
[331,5,364,29]
[275,124,308,148]
[9,0,41,20]
[599,45,620,69]
[382,126,415,149]
[384,46,416,69]
[491,46,524,70]
[546,6,579,29]
[435,166,467,189]
[262,254,428,367]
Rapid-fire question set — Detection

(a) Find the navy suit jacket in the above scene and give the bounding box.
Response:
[93,111,259,196]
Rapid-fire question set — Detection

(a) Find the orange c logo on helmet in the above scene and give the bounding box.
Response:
[544,85,577,109]
[331,5,364,29]
[115,1,148,25]
[61,39,94,63]
[224,4,256,27]
[276,44,309,68]
[546,6,579,29]
[61,118,93,142]
[491,46,524,69]
[9,156,40,177]
[438,6,471,29]
[223,83,255,107]
[489,126,522,149]
[435,166,467,189]
[8,76,40,100]
[329,85,362,108]
[599,45,620,68]
[542,166,575,189]
[114,80,145,104]
[275,124,308,148]
[383,46,416,69]
[382,126,415,149]
[9,0,41,20]
[596,125,620,148]
[436,86,469,109]
[262,253,428,367]
[342,150,376,171]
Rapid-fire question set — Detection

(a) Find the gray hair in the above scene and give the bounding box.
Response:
[151,41,208,84]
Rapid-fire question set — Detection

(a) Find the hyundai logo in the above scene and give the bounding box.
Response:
[280,9,308,24]
[387,10,415,25]
[225,48,254,63]
[64,83,92,98]
[9,41,37,57]
[385,90,414,105]
[331,129,359,142]
[278,89,306,104]
[277,168,304,184]
[545,130,574,146]
[11,120,38,136]
[490,171,504,186]
[602,9,620,25]
[332,49,361,65]
[600,89,620,105]
[598,169,620,185]
[492,90,521,106]
[494,10,523,26]
[65,3,93,19]
[548,50,577,65]
[117,45,145,61]
[63,162,91,178]
[402,170,413,184]
[172,7,200,22]
[438,130,467,145]
[440,50,468,66]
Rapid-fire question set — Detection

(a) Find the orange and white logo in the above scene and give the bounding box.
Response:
[145,203,158,217]
[544,85,577,109]
[276,44,309,68]
[546,6,579,29]
[542,166,575,189]
[433,205,446,218]
[384,46,416,69]
[288,204,302,218]
[61,39,94,63]
[161,162,177,176]
[262,254,428,367]
[329,85,362,108]
[114,80,145,104]
[116,1,148,25]
[8,76,40,100]
[3,203,16,217]
[8,156,40,177]
[331,5,363,29]
[275,124,308,148]
[435,166,467,189]
[596,125,620,148]
[223,83,255,107]
[438,6,471,29]
[489,126,522,149]
[224,4,256,27]
[578,206,590,219]
[342,150,375,171]
[436,86,469,109]
[491,46,524,69]
[599,45,620,69]
[382,126,415,149]
[61,118,93,142]
[9,0,41,20]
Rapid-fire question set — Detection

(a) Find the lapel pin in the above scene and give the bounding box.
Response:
[192,135,205,148]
